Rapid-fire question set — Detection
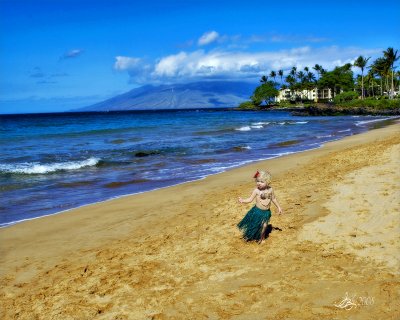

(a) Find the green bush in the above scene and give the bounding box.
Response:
[337,98,400,110]
[251,82,279,106]
[276,101,294,108]
[238,101,257,109]
[333,91,359,103]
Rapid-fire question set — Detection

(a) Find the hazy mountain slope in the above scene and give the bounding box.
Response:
[76,81,255,111]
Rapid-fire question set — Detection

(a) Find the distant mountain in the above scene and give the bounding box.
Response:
[75,81,256,111]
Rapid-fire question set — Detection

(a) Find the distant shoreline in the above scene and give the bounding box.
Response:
[237,103,400,116]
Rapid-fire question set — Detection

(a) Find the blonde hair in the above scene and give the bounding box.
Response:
[255,170,272,185]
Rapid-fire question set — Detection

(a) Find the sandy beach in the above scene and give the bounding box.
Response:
[1,123,399,319]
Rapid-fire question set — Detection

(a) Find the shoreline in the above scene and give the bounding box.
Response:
[1,122,399,319]
[1,123,398,255]
[0,145,323,229]
[2,116,398,229]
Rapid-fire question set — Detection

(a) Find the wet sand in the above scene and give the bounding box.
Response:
[1,123,399,319]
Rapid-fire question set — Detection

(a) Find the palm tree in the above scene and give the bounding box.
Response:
[285,75,296,99]
[307,71,316,83]
[366,70,376,98]
[370,59,381,95]
[304,71,316,101]
[371,57,390,96]
[354,55,370,99]
[285,75,295,86]
[297,71,306,100]
[313,64,323,80]
[270,70,277,84]
[260,75,268,84]
[383,47,399,99]
[297,71,306,83]
[278,69,284,86]
[290,67,297,81]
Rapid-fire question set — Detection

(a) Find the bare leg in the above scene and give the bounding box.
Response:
[258,222,268,244]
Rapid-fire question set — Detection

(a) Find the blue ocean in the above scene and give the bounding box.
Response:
[0,109,397,227]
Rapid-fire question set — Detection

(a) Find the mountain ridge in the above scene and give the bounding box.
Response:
[75,81,255,111]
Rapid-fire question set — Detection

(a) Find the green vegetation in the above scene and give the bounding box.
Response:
[318,63,354,95]
[333,91,359,103]
[238,101,258,109]
[337,98,400,110]
[290,99,400,117]
[251,81,278,107]
[238,47,399,114]
[353,55,370,99]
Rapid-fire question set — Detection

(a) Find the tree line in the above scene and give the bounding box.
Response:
[242,47,399,108]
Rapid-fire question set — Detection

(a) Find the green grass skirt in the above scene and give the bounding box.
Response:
[237,206,271,241]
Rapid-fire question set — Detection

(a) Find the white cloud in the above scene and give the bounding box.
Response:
[114,56,141,70]
[194,32,329,50]
[153,49,265,80]
[114,56,152,83]
[198,31,219,46]
[115,46,381,84]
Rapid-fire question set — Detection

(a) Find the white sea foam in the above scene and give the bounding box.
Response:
[0,144,328,229]
[0,158,100,174]
[250,125,263,129]
[252,122,270,126]
[317,134,333,138]
[295,121,308,124]
[355,117,395,126]
[235,126,251,131]
[338,129,351,133]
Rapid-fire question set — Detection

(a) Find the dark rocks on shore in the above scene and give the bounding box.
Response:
[236,102,400,116]
[134,151,161,157]
[270,139,302,147]
[289,105,400,116]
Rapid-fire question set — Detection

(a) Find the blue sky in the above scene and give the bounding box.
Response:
[1,0,399,113]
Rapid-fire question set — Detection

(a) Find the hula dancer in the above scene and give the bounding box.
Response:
[238,170,283,244]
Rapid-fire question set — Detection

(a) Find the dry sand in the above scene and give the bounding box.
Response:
[1,123,399,319]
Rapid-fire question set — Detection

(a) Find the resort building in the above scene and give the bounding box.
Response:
[276,87,333,102]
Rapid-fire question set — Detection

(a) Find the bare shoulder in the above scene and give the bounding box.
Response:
[268,186,275,194]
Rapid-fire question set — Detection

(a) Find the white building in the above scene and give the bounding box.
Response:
[276,87,333,102]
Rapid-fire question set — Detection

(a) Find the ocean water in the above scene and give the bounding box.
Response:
[0,109,397,227]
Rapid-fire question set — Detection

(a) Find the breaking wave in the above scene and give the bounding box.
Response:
[0,158,100,174]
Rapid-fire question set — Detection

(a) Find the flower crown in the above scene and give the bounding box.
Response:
[253,170,272,184]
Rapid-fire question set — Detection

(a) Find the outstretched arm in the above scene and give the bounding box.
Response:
[271,188,283,214]
[238,189,257,204]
